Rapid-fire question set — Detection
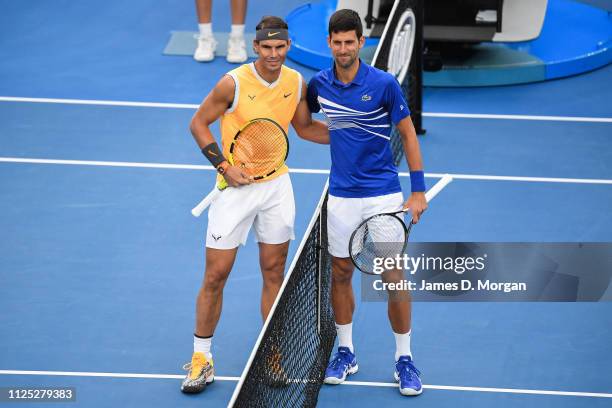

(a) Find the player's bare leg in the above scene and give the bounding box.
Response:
[258,241,289,320]
[196,247,239,336]
[331,256,355,324]
[324,256,358,384]
[182,246,238,393]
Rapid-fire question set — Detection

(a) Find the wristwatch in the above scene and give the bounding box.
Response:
[216,161,229,175]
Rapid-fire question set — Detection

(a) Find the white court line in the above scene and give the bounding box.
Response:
[341,379,612,398]
[0,157,328,174]
[0,96,199,110]
[1,370,610,398]
[416,172,612,185]
[424,112,612,123]
[0,157,213,171]
[0,369,237,381]
[1,96,611,123]
[1,157,612,185]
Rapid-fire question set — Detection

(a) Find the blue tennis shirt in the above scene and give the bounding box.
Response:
[307,60,411,198]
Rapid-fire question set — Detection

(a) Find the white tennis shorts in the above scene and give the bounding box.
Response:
[327,192,404,258]
[206,173,295,249]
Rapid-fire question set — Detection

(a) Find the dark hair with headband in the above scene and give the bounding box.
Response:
[255,16,289,42]
[328,9,363,39]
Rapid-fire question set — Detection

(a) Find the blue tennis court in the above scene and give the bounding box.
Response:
[1,1,611,407]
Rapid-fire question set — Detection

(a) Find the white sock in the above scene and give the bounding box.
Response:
[335,323,354,353]
[230,24,245,38]
[394,330,411,361]
[194,335,213,359]
[198,23,213,38]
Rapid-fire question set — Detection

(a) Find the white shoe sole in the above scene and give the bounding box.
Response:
[194,54,215,62]
[193,35,217,62]
[226,55,247,63]
[324,364,359,385]
[394,371,422,395]
[180,375,214,393]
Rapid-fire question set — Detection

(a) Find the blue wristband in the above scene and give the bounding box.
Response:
[410,171,426,192]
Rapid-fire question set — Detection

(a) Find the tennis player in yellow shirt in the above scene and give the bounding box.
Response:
[181,15,328,394]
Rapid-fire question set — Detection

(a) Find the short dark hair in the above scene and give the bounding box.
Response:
[328,9,363,38]
[255,15,289,31]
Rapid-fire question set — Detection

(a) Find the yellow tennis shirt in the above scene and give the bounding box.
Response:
[219,62,302,183]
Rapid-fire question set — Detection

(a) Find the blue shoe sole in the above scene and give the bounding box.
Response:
[394,371,423,396]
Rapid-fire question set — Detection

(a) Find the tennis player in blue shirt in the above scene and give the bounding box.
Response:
[307,9,427,396]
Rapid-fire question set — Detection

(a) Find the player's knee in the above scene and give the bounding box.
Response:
[332,258,354,283]
[332,272,352,286]
[203,267,230,293]
[262,267,284,288]
[260,249,287,276]
[334,260,354,276]
[261,256,284,273]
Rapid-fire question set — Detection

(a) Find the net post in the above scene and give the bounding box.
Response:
[412,0,425,135]
[371,0,425,165]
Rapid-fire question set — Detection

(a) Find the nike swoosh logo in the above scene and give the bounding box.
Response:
[207,150,218,157]
[283,93,292,98]
[268,32,280,37]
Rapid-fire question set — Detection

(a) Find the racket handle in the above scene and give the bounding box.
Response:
[424,174,453,202]
[191,188,221,217]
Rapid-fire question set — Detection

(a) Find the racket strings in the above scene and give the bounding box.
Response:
[351,214,408,274]
[232,120,287,178]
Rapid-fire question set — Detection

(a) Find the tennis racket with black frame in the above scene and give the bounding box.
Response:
[349,174,453,275]
[191,118,289,217]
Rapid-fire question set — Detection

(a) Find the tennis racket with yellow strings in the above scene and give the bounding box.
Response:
[191,118,289,217]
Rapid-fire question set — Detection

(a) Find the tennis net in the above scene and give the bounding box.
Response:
[228,185,336,408]
[228,1,422,406]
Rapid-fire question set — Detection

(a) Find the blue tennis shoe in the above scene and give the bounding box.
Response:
[394,355,422,396]
[324,347,358,384]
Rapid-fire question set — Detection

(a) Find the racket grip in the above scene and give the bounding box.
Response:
[424,174,453,202]
[191,188,221,217]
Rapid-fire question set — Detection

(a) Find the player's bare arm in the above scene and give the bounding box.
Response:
[190,75,251,187]
[291,80,330,144]
[396,116,427,223]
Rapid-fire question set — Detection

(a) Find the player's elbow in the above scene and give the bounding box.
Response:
[292,121,308,139]
[189,115,205,137]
